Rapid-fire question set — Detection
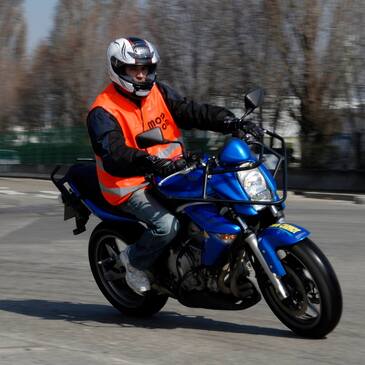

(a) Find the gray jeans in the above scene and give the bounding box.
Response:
[119,188,179,270]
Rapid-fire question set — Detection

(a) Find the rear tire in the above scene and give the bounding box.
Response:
[257,238,342,338]
[89,222,168,317]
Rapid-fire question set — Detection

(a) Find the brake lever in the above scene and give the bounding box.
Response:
[177,160,200,175]
[157,162,199,186]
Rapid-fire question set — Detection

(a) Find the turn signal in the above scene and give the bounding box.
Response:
[217,234,237,244]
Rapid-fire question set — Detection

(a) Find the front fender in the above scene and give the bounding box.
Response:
[257,223,310,277]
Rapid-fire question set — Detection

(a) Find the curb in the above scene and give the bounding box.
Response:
[293,191,365,204]
[0,172,51,180]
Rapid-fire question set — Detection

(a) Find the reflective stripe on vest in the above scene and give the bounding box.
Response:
[155,137,184,159]
[95,158,149,199]
[99,181,149,197]
[90,83,183,205]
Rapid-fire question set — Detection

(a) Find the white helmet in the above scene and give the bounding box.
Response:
[107,37,160,97]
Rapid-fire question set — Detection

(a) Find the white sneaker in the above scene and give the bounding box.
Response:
[119,249,150,296]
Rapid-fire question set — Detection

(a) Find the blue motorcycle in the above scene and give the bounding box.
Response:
[51,89,342,338]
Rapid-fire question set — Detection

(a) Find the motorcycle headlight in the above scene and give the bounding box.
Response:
[237,168,272,208]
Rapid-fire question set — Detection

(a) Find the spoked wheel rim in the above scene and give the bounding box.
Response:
[269,249,322,325]
[94,234,144,308]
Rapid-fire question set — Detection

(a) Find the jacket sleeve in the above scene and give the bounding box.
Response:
[157,82,235,132]
[87,107,151,177]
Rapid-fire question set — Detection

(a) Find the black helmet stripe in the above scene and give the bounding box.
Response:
[120,42,127,62]
[128,37,149,49]
[127,37,153,63]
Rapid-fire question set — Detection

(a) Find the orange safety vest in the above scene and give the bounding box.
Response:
[90,83,183,205]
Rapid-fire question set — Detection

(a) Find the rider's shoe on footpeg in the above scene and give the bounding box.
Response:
[120,249,151,296]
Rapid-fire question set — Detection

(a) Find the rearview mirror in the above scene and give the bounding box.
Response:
[136,128,167,149]
[244,88,264,115]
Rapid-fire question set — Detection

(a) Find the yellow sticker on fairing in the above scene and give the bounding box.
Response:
[270,223,301,234]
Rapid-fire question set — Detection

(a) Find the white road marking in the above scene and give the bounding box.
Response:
[0,217,38,238]
[0,188,59,199]
[33,194,59,199]
[39,191,59,195]
[0,190,25,195]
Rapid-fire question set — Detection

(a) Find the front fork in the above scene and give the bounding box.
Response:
[235,216,289,299]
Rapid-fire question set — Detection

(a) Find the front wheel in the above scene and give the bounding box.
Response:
[89,222,169,317]
[257,238,342,338]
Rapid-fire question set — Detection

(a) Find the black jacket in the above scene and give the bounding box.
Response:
[87,82,234,177]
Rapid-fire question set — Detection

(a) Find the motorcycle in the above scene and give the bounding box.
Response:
[51,89,342,338]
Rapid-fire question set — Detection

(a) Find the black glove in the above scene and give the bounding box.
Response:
[241,120,264,139]
[222,116,242,133]
[223,116,264,139]
[146,155,187,177]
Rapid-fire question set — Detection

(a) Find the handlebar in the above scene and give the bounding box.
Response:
[155,127,287,205]
[157,162,198,186]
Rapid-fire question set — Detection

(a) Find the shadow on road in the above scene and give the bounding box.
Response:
[0,299,295,338]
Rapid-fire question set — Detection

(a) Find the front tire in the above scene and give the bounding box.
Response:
[257,238,342,338]
[89,222,169,317]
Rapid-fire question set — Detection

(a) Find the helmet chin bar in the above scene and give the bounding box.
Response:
[135,89,151,97]
[134,78,155,90]
[117,76,154,97]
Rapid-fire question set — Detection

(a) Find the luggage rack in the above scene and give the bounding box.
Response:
[51,165,91,235]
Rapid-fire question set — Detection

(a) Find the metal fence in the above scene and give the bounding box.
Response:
[0,127,93,165]
[0,127,364,170]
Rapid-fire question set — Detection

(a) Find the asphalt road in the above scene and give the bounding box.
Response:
[0,178,364,365]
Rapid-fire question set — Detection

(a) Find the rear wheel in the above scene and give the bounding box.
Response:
[257,238,342,338]
[89,222,168,317]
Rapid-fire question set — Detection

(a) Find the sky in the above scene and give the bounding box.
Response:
[24,0,58,53]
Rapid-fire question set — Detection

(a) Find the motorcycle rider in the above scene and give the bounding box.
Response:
[87,37,263,295]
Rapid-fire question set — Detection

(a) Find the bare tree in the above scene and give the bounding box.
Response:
[17,42,52,130]
[143,0,262,101]
[0,0,26,130]
[12,0,364,168]
[339,0,365,168]
[262,0,360,166]
[18,0,142,130]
